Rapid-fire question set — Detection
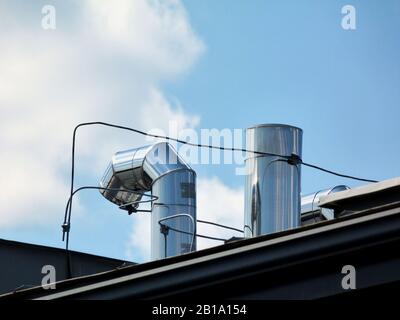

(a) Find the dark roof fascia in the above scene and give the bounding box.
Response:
[0,238,130,265]
[4,203,400,300]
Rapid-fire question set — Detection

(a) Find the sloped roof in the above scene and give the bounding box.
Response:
[3,201,400,300]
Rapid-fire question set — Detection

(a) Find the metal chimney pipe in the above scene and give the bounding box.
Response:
[151,169,196,260]
[244,124,302,237]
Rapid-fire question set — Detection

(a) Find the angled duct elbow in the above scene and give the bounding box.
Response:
[100,142,196,260]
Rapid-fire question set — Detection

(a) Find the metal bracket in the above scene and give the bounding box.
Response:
[160,224,170,236]
[287,153,302,166]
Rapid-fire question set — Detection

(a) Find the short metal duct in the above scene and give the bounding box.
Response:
[301,185,350,222]
[100,142,196,260]
[244,124,303,237]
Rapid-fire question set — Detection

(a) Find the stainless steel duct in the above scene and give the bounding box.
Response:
[244,124,303,237]
[301,185,350,220]
[100,142,196,260]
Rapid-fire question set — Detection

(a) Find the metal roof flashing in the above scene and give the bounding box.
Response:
[319,177,400,212]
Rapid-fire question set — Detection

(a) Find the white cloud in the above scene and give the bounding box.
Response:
[125,213,152,262]
[84,0,203,77]
[126,176,244,262]
[0,0,203,229]
[1,0,243,263]
[196,177,244,250]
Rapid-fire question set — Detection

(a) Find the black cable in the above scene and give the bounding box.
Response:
[153,209,244,234]
[197,219,243,233]
[301,161,378,183]
[62,186,156,278]
[67,122,378,232]
[67,122,288,157]
[63,186,156,245]
[163,233,167,258]
[158,219,238,250]
[166,225,228,242]
[65,121,293,248]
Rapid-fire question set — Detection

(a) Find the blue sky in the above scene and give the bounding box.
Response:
[178,0,400,191]
[1,0,399,263]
